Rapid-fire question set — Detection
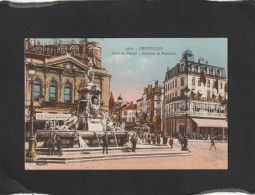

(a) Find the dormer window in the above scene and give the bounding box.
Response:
[213,69,215,75]
[180,64,185,72]
[207,68,210,74]
[218,69,222,76]
[191,65,195,72]
[197,66,201,73]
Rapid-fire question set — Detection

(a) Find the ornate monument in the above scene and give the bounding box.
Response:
[35,60,129,148]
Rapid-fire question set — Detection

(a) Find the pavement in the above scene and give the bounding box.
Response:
[25,139,228,170]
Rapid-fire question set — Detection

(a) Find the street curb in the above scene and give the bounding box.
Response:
[35,151,192,164]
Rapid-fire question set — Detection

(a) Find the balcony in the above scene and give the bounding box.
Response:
[165,100,227,119]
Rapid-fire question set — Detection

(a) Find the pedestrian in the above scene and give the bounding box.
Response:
[157,136,161,145]
[163,135,168,145]
[209,135,216,150]
[102,132,109,154]
[48,132,55,156]
[130,134,137,152]
[55,134,63,156]
[152,135,156,144]
[147,135,151,144]
[169,135,173,148]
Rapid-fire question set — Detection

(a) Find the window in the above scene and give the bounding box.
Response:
[207,91,210,98]
[170,82,172,90]
[192,65,195,72]
[192,77,195,86]
[181,64,185,72]
[198,78,201,86]
[49,81,57,102]
[64,83,71,103]
[175,79,177,87]
[207,79,210,88]
[33,79,41,101]
[175,91,177,97]
[207,68,210,74]
[181,77,184,86]
[220,81,223,89]
[219,69,222,76]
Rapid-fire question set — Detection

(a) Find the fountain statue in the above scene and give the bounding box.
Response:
[35,59,131,148]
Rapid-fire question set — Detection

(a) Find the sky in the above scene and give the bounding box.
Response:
[36,38,228,103]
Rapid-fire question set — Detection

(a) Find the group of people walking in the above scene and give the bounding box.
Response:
[46,131,217,157]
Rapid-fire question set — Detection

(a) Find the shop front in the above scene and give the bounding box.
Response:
[191,118,228,136]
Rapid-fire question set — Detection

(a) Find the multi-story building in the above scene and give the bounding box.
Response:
[137,81,164,133]
[136,98,143,122]
[124,104,137,123]
[25,39,111,136]
[164,49,228,136]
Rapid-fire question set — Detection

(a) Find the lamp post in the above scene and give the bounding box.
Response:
[26,63,37,162]
[182,87,190,151]
[117,95,123,123]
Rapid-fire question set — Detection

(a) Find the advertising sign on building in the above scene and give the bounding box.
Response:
[36,113,71,120]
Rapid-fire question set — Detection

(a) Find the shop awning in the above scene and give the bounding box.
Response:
[192,118,228,128]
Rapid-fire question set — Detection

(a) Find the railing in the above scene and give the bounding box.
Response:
[165,99,227,119]
[166,110,226,118]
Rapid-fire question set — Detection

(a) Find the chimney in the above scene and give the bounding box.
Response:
[206,61,208,65]
[198,59,200,63]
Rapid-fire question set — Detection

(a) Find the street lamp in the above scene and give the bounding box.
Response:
[117,95,123,123]
[182,87,190,151]
[26,63,37,162]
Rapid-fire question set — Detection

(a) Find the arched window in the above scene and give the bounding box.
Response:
[64,83,71,103]
[49,81,57,102]
[33,79,41,101]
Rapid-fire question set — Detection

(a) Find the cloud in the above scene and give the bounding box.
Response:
[104,54,130,65]
[121,70,136,77]
[137,57,153,70]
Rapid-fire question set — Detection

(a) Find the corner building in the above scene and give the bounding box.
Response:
[164,49,228,136]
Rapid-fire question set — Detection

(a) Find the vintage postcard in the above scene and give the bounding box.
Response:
[24,38,228,170]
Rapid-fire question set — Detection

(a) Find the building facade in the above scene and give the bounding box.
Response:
[136,81,164,133]
[164,49,228,136]
[25,39,111,136]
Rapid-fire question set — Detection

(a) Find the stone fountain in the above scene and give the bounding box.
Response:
[35,58,130,148]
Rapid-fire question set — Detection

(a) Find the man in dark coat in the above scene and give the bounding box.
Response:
[48,132,55,156]
[157,135,161,145]
[55,134,63,156]
[169,135,173,148]
[102,132,109,154]
[209,135,216,150]
[152,135,156,144]
[163,135,168,145]
[130,134,137,152]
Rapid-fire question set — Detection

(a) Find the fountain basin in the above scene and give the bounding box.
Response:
[36,130,131,148]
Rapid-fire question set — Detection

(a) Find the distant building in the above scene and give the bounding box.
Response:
[124,104,137,123]
[164,49,228,136]
[136,98,143,122]
[137,81,164,133]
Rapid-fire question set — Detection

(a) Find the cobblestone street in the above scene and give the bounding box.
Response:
[25,140,227,170]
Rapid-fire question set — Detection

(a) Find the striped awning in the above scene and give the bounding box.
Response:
[192,118,228,128]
